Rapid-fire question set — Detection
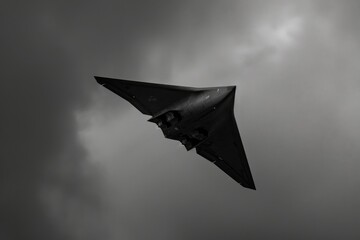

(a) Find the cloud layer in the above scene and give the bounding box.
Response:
[2,1,360,239]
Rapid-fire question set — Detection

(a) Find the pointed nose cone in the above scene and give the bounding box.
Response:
[225,85,236,96]
[210,85,236,105]
[213,85,235,94]
[219,85,236,97]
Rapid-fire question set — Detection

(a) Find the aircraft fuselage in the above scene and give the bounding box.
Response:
[148,86,236,150]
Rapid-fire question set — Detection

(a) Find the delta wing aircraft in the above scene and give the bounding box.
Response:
[95,76,255,190]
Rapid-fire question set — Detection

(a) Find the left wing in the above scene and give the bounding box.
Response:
[196,112,256,189]
[95,76,198,116]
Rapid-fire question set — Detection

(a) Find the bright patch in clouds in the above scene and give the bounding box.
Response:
[230,16,304,67]
[257,16,304,49]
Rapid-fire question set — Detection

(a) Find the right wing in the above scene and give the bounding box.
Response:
[196,113,256,189]
[95,76,198,116]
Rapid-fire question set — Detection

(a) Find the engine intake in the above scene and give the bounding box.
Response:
[180,128,208,151]
[180,135,194,150]
[148,110,181,129]
[190,128,207,141]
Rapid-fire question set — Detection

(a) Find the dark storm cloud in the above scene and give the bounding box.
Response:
[2,1,360,240]
[81,1,360,240]
[1,1,250,239]
[0,2,101,239]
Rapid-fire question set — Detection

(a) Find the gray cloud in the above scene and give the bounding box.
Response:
[2,1,360,240]
[1,2,102,239]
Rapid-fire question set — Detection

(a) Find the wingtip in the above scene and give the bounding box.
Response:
[245,184,256,190]
[241,181,256,190]
[249,181,256,190]
[94,76,106,85]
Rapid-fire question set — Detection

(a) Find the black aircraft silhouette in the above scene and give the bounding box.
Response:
[95,76,256,190]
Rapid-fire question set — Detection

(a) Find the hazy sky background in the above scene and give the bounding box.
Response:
[1,1,360,239]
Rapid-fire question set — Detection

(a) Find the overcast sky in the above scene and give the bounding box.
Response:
[1,1,360,239]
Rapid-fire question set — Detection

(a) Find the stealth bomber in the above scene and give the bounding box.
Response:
[95,76,256,190]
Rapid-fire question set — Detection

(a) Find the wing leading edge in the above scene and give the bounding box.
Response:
[95,76,198,116]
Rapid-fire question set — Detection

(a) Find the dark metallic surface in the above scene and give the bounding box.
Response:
[95,76,256,190]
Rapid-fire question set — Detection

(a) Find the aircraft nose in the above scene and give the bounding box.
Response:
[225,85,236,93]
[212,85,236,102]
